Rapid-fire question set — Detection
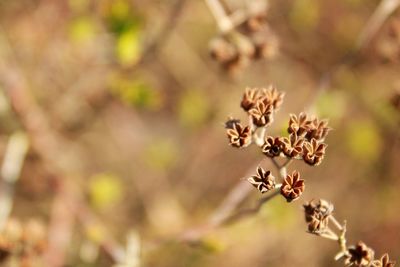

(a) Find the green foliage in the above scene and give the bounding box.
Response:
[103,0,143,65]
[144,139,178,171]
[315,91,346,120]
[69,16,97,43]
[89,173,123,211]
[346,120,382,161]
[116,28,141,65]
[109,76,162,110]
[289,0,320,32]
[178,89,211,129]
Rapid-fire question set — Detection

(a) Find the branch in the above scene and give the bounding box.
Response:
[357,0,400,50]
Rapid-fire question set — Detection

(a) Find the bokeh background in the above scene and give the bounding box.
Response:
[0,0,399,266]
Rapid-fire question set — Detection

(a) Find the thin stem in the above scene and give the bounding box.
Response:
[0,132,29,230]
[329,215,343,231]
[320,230,339,241]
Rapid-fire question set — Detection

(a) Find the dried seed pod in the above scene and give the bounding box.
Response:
[288,112,312,136]
[259,85,285,111]
[345,241,375,267]
[371,253,396,267]
[241,87,260,111]
[306,118,331,141]
[249,100,274,127]
[303,199,334,234]
[247,166,276,193]
[226,120,252,148]
[262,136,282,157]
[278,133,304,158]
[280,170,305,202]
[303,139,327,166]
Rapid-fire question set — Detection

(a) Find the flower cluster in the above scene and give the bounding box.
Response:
[226,86,329,202]
[303,200,396,267]
[209,1,279,73]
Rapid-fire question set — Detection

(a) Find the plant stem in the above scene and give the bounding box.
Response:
[204,0,235,33]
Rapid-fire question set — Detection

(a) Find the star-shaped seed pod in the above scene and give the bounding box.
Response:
[288,112,312,136]
[278,133,304,158]
[262,136,282,157]
[305,118,331,141]
[371,253,396,267]
[226,120,252,148]
[345,241,375,267]
[248,100,274,127]
[280,170,305,202]
[259,85,285,111]
[247,166,276,193]
[303,199,334,234]
[241,87,260,111]
[303,138,327,166]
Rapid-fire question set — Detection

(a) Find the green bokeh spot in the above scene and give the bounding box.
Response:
[178,90,211,129]
[346,120,382,162]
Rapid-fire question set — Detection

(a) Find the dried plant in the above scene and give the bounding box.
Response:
[207,0,279,73]
[225,85,329,202]
[303,199,396,267]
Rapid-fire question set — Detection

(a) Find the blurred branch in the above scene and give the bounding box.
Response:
[357,0,400,50]
[179,157,288,242]
[204,0,235,33]
[0,132,29,229]
[0,26,126,264]
[132,0,188,69]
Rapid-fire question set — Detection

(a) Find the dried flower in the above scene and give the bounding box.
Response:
[249,100,274,127]
[278,133,304,158]
[288,112,312,136]
[345,241,375,267]
[247,166,276,193]
[262,136,282,157]
[280,170,305,202]
[241,87,260,111]
[303,199,334,234]
[303,139,327,166]
[371,254,396,267]
[259,85,285,111]
[306,118,331,141]
[226,120,252,148]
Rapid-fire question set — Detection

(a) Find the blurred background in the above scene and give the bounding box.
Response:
[0,0,399,266]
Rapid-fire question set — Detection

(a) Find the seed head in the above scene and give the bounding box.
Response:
[303,139,327,166]
[226,120,252,148]
[280,170,305,202]
[345,241,375,267]
[262,136,282,157]
[249,100,274,127]
[247,166,276,193]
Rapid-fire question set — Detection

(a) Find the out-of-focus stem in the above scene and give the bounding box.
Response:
[0,132,29,229]
[357,0,400,50]
[204,0,234,33]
